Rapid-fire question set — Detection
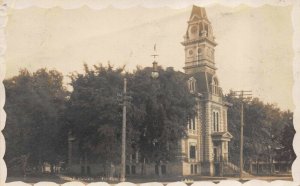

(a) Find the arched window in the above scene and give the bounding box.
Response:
[188,116,196,131]
[216,112,219,131]
[187,116,192,129]
[212,77,219,95]
[192,117,195,130]
[188,77,196,93]
[212,111,220,132]
[213,112,216,131]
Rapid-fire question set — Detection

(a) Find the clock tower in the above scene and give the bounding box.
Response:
[180,5,232,176]
[182,6,217,75]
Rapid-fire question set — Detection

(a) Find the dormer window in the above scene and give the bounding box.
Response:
[188,77,196,93]
[211,77,219,95]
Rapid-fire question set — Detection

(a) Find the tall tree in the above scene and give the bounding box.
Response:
[128,67,195,164]
[66,64,124,167]
[66,65,195,167]
[225,92,295,172]
[4,69,68,174]
[275,111,295,166]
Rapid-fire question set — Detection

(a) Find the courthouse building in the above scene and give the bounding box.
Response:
[178,5,233,176]
[68,5,234,177]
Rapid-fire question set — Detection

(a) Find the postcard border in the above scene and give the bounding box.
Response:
[1,0,299,185]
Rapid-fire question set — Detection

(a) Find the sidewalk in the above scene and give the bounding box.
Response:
[6,174,293,184]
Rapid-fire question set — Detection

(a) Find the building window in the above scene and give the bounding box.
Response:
[190,145,196,159]
[87,166,91,176]
[212,77,219,95]
[205,24,209,36]
[126,165,130,175]
[161,165,166,175]
[188,77,196,93]
[213,111,219,132]
[155,165,158,175]
[192,117,195,130]
[199,23,203,33]
[132,153,136,162]
[131,165,136,174]
[81,166,85,175]
[187,116,191,129]
[190,164,197,174]
[216,112,219,131]
[213,112,216,131]
[188,116,196,131]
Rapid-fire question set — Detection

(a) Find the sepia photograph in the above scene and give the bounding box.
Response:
[1,0,299,185]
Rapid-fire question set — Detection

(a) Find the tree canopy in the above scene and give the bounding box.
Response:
[4,69,68,174]
[225,91,295,168]
[65,64,195,165]
[3,65,295,176]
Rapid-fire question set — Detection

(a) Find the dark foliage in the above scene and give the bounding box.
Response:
[225,91,295,167]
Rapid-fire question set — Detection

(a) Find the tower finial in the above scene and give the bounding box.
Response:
[151,43,159,61]
[151,43,159,79]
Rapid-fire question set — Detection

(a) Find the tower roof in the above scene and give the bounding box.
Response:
[189,5,208,20]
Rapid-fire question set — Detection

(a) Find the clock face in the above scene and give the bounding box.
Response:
[191,26,198,34]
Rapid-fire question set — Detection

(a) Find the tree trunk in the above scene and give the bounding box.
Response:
[249,158,253,174]
[156,162,161,177]
[256,160,259,175]
[142,158,146,175]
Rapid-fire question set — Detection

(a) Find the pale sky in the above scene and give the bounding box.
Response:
[5,4,294,111]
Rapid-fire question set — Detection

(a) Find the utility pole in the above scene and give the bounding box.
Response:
[68,130,75,166]
[240,96,244,180]
[118,78,131,182]
[120,78,127,182]
[232,90,252,180]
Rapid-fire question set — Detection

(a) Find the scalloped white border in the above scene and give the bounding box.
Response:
[1,0,299,185]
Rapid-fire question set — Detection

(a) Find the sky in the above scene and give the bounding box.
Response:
[4,4,294,111]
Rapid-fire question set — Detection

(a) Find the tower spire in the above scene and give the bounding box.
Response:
[190,5,208,20]
[182,5,217,75]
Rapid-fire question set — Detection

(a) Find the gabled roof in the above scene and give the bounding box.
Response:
[212,131,233,141]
